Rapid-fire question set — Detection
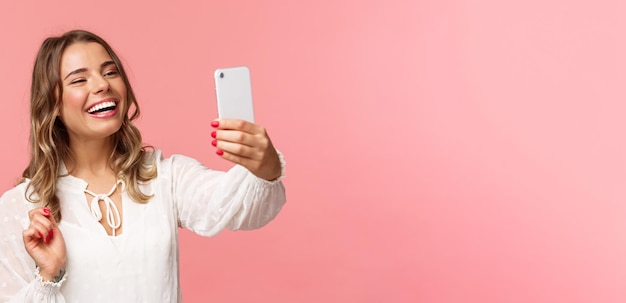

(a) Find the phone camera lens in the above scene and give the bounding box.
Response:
[219,72,224,78]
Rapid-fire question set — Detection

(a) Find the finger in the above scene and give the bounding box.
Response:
[23,226,46,248]
[29,220,53,243]
[214,141,262,160]
[218,150,257,168]
[22,225,43,242]
[30,213,55,232]
[213,130,267,148]
[29,210,56,243]
[211,119,262,133]
[28,207,50,220]
[219,150,281,181]
[47,210,59,227]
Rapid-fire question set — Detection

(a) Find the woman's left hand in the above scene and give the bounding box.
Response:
[211,119,282,181]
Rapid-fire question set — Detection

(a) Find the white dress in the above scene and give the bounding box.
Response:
[0,150,286,303]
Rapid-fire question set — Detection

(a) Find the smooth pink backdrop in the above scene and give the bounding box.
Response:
[1,1,625,302]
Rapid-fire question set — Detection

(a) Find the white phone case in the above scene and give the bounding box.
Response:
[214,66,255,122]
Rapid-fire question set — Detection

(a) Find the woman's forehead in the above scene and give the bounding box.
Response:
[60,42,113,73]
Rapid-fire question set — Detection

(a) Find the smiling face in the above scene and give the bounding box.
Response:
[58,42,127,144]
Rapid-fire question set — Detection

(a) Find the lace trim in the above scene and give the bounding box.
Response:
[34,267,66,295]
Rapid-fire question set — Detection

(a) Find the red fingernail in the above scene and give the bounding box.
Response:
[216,149,224,156]
[211,140,217,147]
[38,231,43,239]
[211,121,219,128]
[43,208,50,215]
[45,235,50,243]
[211,131,216,138]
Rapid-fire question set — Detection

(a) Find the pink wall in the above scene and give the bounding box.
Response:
[1,0,625,302]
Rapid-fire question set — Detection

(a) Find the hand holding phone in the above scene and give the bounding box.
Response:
[214,66,255,122]
[211,67,281,180]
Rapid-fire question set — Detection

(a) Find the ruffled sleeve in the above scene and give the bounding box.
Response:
[0,183,67,303]
[160,151,287,237]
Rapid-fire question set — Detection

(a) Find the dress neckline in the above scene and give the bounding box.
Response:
[85,179,125,237]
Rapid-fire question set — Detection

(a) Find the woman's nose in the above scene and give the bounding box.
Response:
[92,75,111,94]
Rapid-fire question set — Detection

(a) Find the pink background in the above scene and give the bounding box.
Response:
[1,0,625,302]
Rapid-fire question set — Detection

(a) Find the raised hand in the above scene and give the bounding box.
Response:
[211,119,281,181]
[22,207,67,281]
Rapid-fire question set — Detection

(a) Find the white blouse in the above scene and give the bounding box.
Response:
[0,150,286,302]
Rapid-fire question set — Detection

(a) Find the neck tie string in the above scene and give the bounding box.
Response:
[85,179,124,236]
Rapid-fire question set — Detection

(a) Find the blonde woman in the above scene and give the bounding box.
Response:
[0,29,286,302]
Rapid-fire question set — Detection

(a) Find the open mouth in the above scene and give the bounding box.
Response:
[87,101,117,114]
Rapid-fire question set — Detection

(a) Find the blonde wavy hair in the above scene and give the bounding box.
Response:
[22,29,157,221]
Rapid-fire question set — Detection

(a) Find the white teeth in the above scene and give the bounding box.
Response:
[87,101,116,114]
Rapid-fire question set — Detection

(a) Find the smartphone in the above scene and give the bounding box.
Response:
[214,66,255,122]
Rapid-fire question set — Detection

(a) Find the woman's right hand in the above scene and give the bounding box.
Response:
[22,207,67,281]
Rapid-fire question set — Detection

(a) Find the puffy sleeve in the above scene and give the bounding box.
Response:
[159,151,287,237]
[0,184,66,303]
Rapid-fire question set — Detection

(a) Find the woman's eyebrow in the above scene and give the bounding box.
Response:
[63,61,116,80]
[101,61,115,69]
[63,67,87,80]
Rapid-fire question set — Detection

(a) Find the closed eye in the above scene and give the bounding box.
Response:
[69,78,86,85]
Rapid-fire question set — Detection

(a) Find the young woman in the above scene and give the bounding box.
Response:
[0,29,286,302]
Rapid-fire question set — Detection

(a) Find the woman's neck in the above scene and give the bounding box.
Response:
[65,137,116,179]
